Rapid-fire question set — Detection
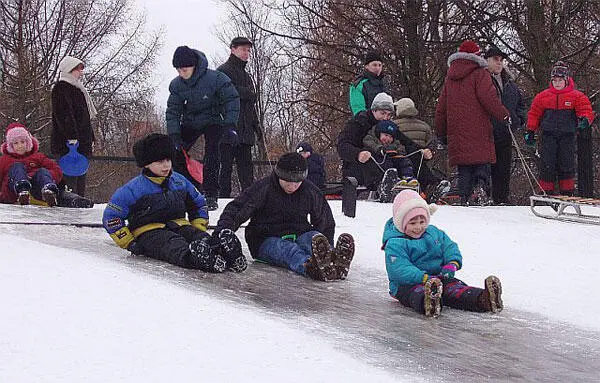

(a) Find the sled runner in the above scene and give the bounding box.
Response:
[530,195,600,225]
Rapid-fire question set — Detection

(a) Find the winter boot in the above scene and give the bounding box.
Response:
[429,180,451,203]
[478,275,503,313]
[206,196,218,211]
[17,191,30,205]
[14,180,31,205]
[215,229,247,272]
[378,168,400,203]
[423,278,443,318]
[332,233,355,280]
[471,185,492,206]
[305,234,337,281]
[41,183,59,207]
[189,238,226,272]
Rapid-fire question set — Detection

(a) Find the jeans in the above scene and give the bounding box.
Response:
[8,162,56,200]
[257,230,323,275]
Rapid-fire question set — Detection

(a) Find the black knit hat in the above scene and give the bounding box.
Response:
[296,142,313,154]
[375,120,399,139]
[230,37,253,48]
[133,133,174,168]
[172,46,197,68]
[365,50,383,65]
[483,46,508,59]
[275,152,308,182]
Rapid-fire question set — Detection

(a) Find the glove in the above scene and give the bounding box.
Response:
[440,262,459,279]
[127,241,143,256]
[524,131,536,147]
[170,134,183,151]
[223,126,240,146]
[67,139,78,145]
[577,118,590,131]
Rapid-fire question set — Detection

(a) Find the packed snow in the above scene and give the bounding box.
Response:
[1,200,599,381]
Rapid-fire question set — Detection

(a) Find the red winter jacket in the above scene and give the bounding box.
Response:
[527,78,594,134]
[435,52,509,166]
[0,138,63,203]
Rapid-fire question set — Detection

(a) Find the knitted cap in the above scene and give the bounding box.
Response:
[392,190,438,233]
[550,60,569,79]
[393,97,415,116]
[230,37,253,48]
[365,50,383,65]
[275,152,308,182]
[371,92,394,112]
[3,122,37,154]
[296,142,313,154]
[172,46,198,68]
[133,133,174,168]
[375,120,399,138]
[458,40,481,55]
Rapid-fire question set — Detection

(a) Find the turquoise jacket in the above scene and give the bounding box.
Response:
[382,218,462,295]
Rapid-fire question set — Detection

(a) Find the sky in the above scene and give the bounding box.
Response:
[1,201,600,381]
[132,0,233,106]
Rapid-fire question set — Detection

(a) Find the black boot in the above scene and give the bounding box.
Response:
[189,238,226,272]
[215,229,247,272]
[206,196,218,211]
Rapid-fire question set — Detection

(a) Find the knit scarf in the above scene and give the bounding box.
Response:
[58,71,98,120]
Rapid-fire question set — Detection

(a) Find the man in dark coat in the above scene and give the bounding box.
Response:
[166,46,240,210]
[484,46,526,205]
[217,37,262,198]
[435,40,509,205]
[349,51,388,115]
[216,152,355,281]
[296,142,326,190]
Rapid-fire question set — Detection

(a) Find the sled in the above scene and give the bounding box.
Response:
[59,142,89,176]
[183,149,203,184]
[530,195,600,225]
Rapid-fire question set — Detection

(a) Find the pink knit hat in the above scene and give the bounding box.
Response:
[392,189,438,233]
[3,122,37,155]
[458,40,481,55]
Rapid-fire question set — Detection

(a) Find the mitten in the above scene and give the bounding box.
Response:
[127,241,143,256]
[224,126,240,146]
[170,134,183,151]
[67,139,78,145]
[577,118,590,131]
[524,131,536,147]
[440,262,459,279]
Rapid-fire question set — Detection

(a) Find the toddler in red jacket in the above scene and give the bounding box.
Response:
[525,61,595,195]
[0,123,63,206]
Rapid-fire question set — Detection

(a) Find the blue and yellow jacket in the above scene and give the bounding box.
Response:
[102,170,209,249]
[382,219,462,296]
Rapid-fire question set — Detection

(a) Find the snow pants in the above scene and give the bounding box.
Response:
[539,130,575,192]
[8,162,57,200]
[257,230,323,275]
[136,223,210,268]
[457,164,491,200]
[382,156,413,179]
[218,143,254,198]
[394,278,486,314]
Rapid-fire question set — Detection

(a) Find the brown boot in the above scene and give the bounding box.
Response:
[17,190,30,205]
[478,275,503,313]
[423,278,443,318]
[305,234,337,281]
[332,233,355,280]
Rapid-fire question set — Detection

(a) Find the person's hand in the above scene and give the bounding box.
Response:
[170,134,183,151]
[422,148,433,160]
[524,131,536,147]
[504,115,512,127]
[127,241,143,256]
[440,263,458,279]
[357,151,371,163]
[67,139,78,145]
[381,145,398,157]
[577,118,590,131]
[224,126,240,146]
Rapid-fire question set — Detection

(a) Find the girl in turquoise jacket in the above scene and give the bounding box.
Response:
[382,190,503,316]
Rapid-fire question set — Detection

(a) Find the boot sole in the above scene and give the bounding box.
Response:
[334,233,355,280]
[189,240,226,273]
[485,275,503,313]
[424,278,443,318]
[309,234,335,281]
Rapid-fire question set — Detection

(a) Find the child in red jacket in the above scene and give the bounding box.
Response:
[0,123,63,206]
[525,61,595,195]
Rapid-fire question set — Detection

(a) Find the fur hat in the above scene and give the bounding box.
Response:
[3,122,38,155]
[230,37,253,48]
[365,50,383,65]
[133,133,174,168]
[483,46,508,59]
[393,97,416,116]
[458,40,481,55]
[172,46,198,68]
[375,120,399,138]
[370,92,394,112]
[392,189,438,233]
[275,152,308,182]
[296,142,313,154]
[551,60,569,79]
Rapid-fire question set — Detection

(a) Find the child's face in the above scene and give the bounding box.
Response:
[12,138,29,155]
[379,132,393,145]
[552,77,567,90]
[404,215,428,239]
[145,158,172,177]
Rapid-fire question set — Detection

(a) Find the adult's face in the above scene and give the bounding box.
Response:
[372,109,393,121]
[365,61,383,76]
[486,56,504,75]
[70,64,84,80]
[279,178,302,194]
[177,66,195,80]
[231,45,251,62]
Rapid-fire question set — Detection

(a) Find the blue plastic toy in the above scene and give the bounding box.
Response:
[58,142,89,176]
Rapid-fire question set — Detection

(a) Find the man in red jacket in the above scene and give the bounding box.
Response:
[435,40,509,205]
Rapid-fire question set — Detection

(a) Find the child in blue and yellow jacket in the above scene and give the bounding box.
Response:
[382,189,503,317]
[102,133,247,273]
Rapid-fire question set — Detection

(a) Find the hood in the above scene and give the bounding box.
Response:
[185,49,209,85]
[548,77,576,94]
[446,52,488,80]
[58,56,84,75]
[382,218,404,244]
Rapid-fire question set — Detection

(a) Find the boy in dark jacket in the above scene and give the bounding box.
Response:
[349,51,388,115]
[296,142,326,190]
[102,133,247,273]
[525,61,595,195]
[216,152,355,281]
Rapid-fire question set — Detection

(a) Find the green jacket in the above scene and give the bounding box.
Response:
[349,70,387,115]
